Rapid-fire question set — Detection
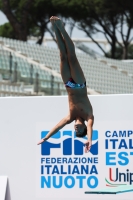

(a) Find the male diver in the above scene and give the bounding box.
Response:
[37,16,94,153]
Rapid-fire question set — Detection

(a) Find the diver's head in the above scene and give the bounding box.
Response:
[74,118,87,138]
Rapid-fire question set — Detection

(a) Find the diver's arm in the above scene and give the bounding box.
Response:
[84,116,94,153]
[37,115,72,145]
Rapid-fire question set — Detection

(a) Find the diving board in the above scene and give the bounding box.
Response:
[85,185,133,195]
[0,176,11,200]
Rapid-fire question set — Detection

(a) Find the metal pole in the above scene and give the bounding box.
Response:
[35,72,39,94]
[58,83,60,95]
[30,64,33,84]
[51,74,54,95]
[9,52,12,81]
[14,62,17,82]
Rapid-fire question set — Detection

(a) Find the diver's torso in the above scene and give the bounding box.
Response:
[67,87,93,121]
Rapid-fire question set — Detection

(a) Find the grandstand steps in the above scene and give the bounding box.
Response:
[0,36,132,95]
[0,80,44,97]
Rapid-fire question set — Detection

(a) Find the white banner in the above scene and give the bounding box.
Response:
[0,95,133,200]
[36,120,133,198]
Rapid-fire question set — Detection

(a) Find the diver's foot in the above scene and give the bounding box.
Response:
[50,16,58,31]
[50,16,64,30]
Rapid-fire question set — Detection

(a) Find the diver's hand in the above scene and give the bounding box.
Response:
[84,140,92,153]
[37,137,47,145]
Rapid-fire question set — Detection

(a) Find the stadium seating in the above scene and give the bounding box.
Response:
[0,80,41,97]
[0,40,67,96]
[97,57,133,76]
[0,36,133,95]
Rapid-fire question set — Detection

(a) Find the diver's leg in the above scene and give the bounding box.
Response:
[54,17,86,84]
[50,17,71,83]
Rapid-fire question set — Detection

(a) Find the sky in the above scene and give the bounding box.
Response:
[0,11,8,25]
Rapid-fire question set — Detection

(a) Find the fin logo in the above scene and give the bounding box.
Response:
[41,130,98,156]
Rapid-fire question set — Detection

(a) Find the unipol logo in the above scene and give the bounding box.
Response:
[41,130,98,156]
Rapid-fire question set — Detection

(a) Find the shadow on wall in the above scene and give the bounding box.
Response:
[5,178,11,200]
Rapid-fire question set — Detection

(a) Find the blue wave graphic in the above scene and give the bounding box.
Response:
[63,138,72,155]
[63,131,72,136]
[74,140,98,155]
[41,130,98,155]
[90,141,98,155]
[41,141,61,155]
[41,130,98,140]
[74,139,84,155]
[41,131,61,139]
[41,138,98,155]
[74,130,98,141]
[92,130,98,140]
